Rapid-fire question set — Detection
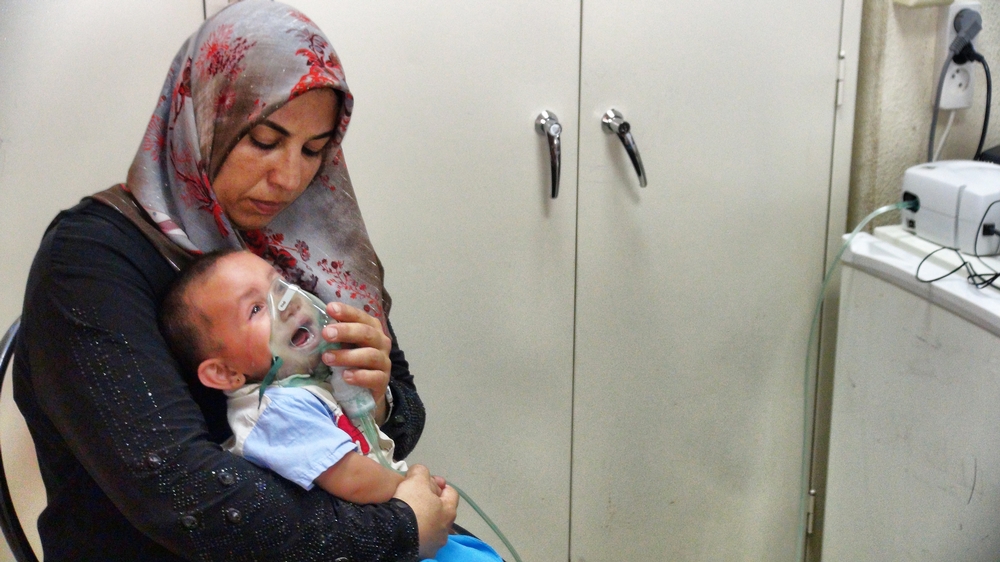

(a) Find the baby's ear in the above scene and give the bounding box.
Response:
[197,358,244,390]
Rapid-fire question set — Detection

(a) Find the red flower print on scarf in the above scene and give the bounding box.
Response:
[245,229,319,292]
[316,259,383,319]
[336,414,370,455]
[171,57,193,124]
[242,228,268,254]
[216,87,237,113]
[192,26,256,115]
[288,9,316,26]
[289,29,345,100]
[195,24,256,81]
[269,245,297,272]
[315,174,337,193]
[140,115,166,161]
[294,240,310,261]
[172,144,229,238]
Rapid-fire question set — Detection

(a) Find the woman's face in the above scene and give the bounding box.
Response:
[213,88,340,230]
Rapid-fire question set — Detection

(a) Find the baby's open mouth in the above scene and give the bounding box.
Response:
[290,325,315,348]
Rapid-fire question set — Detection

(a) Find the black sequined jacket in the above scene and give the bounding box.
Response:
[13,199,426,561]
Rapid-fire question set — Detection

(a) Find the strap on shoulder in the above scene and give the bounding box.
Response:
[90,184,193,272]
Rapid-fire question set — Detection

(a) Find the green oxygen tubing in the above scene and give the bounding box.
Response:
[262,276,524,562]
[795,199,918,561]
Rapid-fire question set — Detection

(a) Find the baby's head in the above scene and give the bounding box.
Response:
[160,249,279,391]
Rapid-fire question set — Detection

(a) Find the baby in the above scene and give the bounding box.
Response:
[160,248,407,501]
[160,249,502,561]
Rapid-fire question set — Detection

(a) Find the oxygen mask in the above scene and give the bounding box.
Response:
[266,276,337,380]
[262,276,375,418]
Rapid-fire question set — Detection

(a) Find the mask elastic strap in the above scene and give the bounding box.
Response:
[258,356,283,408]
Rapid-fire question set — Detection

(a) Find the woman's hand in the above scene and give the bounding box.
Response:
[322,302,393,423]
[393,465,458,559]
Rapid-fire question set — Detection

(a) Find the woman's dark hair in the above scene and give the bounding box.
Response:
[159,248,246,374]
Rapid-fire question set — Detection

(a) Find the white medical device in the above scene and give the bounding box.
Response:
[901,160,1000,256]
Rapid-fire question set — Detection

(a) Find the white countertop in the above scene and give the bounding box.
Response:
[842,225,1000,337]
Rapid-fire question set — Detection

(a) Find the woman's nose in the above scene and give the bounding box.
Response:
[269,149,302,192]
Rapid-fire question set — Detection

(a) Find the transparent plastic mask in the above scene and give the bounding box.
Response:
[264,277,374,417]
[266,276,337,380]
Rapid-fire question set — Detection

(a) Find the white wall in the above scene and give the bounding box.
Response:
[0,3,204,560]
[851,1,1000,229]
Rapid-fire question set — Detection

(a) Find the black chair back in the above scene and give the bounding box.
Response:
[0,319,39,562]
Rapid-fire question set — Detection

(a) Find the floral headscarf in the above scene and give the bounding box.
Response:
[126,0,389,331]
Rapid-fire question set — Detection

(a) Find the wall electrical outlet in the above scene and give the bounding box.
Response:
[937,1,981,110]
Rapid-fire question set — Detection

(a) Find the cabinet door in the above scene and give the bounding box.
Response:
[572,1,845,560]
[286,2,582,561]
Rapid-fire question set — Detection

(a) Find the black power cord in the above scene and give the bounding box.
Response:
[952,43,994,161]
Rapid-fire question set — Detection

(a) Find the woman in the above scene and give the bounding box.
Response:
[12,1,455,560]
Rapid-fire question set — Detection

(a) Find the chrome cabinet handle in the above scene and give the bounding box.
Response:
[602,108,647,187]
[536,111,562,198]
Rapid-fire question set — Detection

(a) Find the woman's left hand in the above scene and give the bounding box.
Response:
[322,302,393,423]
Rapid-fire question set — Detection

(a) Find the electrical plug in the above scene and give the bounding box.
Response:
[952,42,985,65]
[949,8,983,56]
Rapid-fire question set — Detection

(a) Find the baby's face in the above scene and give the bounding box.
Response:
[190,252,279,381]
[267,281,326,375]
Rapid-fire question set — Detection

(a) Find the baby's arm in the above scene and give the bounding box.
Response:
[314,451,405,504]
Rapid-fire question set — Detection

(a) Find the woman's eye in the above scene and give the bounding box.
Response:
[303,141,329,158]
[249,136,278,150]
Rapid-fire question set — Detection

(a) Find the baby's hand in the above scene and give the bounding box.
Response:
[430,475,447,494]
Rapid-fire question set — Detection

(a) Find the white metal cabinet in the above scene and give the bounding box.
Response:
[292,1,856,561]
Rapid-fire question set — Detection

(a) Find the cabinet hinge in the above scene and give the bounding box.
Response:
[806,489,817,535]
[835,50,847,108]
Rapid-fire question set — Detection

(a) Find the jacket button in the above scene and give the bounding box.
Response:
[334,558,348,562]
[224,508,242,523]
[179,514,198,529]
[217,471,236,486]
[146,453,162,468]
[392,415,405,425]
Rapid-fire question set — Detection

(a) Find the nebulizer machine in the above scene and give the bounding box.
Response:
[263,277,523,562]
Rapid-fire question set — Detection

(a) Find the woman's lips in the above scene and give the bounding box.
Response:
[250,199,286,216]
